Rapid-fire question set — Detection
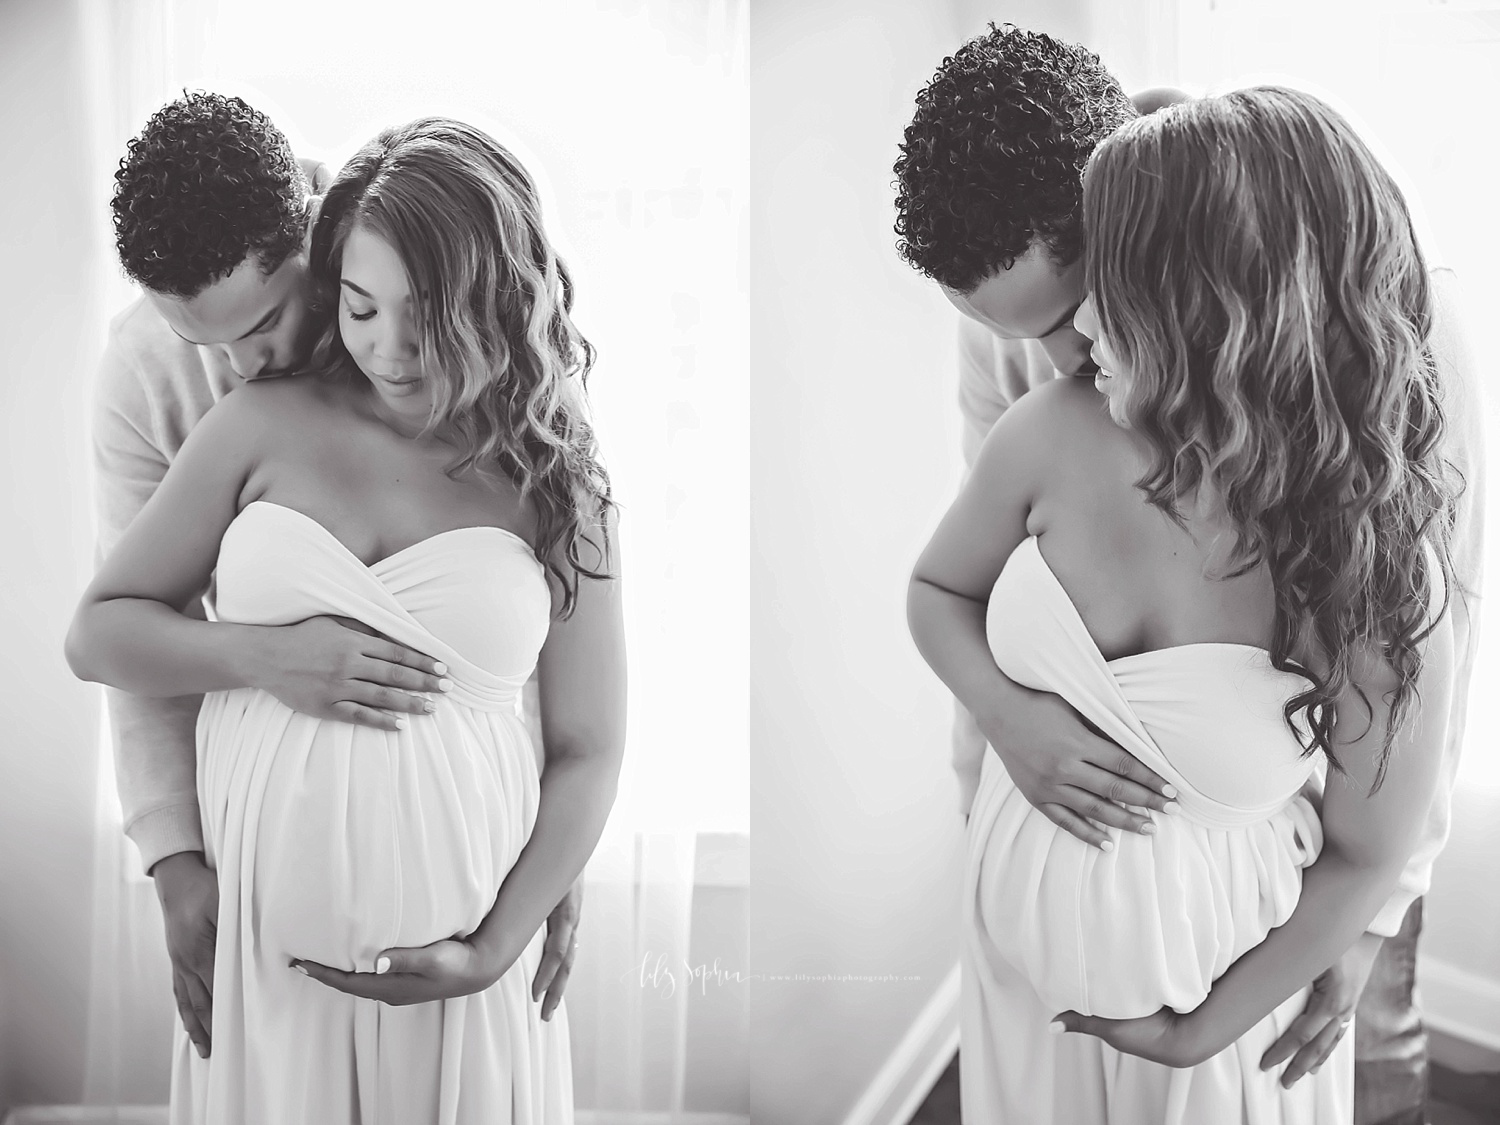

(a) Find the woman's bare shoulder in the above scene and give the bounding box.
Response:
[983,374,1124,471]
[198,374,349,449]
[221,372,341,418]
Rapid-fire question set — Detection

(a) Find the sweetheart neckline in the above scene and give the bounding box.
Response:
[240,500,542,572]
[1014,536,1278,667]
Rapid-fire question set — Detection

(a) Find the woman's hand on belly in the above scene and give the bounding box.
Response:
[292,932,512,1006]
[976,685,1177,848]
[244,615,451,731]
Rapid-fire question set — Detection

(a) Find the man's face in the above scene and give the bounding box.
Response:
[148,251,321,380]
[941,243,1097,378]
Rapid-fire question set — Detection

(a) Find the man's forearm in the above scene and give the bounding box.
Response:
[108,687,204,874]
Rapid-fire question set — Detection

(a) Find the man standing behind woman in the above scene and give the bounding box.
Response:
[897,25,1483,1125]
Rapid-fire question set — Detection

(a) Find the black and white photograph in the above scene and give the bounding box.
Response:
[2,0,1497,1123]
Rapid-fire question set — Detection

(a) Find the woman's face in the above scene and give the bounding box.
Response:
[338,224,434,425]
[1073,294,1131,428]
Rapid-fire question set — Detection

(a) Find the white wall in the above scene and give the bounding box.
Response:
[749,3,974,1122]
[0,0,110,1113]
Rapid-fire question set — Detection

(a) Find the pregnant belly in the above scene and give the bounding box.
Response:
[966,753,1321,1018]
[197,688,540,972]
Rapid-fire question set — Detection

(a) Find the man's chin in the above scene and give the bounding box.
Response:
[1070,360,1100,378]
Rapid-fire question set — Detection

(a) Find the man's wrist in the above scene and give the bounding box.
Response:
[127,801,206,877]
[149,848,207,882]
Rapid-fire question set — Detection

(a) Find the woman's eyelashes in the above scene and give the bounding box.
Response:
[344,302,376,322]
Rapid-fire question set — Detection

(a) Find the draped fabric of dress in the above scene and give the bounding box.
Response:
[169,500,572,1125]
[961,536,1353,1124]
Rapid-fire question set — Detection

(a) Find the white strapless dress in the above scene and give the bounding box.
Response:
[960,536,1352,1124]
[169,500,572,1125]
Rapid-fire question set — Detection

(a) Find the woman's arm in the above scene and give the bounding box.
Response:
[470,506,627,971]
[1059,599,1456,1065]
[66,383,448,725]
[909,380,1174,842]
[66,387,265,694]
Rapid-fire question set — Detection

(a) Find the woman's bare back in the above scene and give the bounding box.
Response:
[1021,377,1278,662]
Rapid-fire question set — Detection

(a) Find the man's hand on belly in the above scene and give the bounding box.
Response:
[240,615,453,730]
[152,850,219,1058]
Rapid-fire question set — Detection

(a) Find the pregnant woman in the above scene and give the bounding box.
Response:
[908,88,1460,1123]
[68,117,624,1124]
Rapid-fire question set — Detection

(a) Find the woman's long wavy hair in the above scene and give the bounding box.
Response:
[308,117,611,618]
[1082,86,1460,784]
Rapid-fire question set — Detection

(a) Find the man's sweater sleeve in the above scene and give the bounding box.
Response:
[92,331,206,876]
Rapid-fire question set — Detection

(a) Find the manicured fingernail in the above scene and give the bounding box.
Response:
[1099,838,1114,852]
[1163,801,1180,815]
[376,956,391,974]
[1049,1020,1066,1035]
[433,662,448,675]
[438,678,454,692]
[423,701,436,713]
[1139,821,1157,835]
[1161,784,1178,798]
[295,964,308,976]
[395,718,408,730]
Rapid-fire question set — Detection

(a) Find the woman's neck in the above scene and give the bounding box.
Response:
[343,374,457,446]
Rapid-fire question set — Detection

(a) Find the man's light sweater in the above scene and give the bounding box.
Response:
[93,296,238,874]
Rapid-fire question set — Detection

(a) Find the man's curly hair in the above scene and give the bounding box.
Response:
[112,91,309,298]
[894,24,1135,292]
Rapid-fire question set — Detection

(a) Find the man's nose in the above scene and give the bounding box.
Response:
[223,342,271,378]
